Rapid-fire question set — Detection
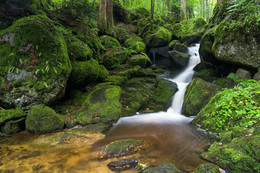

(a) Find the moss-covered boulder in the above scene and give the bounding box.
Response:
[201,130,260,172]
[130,41,146,53]
[235,68,252,79]
[102,49,127,70]
[143,163,179,173]
[145,27,172,48]
[169,40,181,50]
[100,35,121,49]
[76,83,122,125]
[124,36,143,47]
[192,80,260,135]
[0,15,72,109]
[0,108,26,134]
[105,76,128,86]
[182,78,221,116]
[193,61,215,72]
[68,58,100,88]
[98,65,109,81]
[66,37,92,61]
[155,79,178,111]
[121,77,157,116]
[168,50,190,68]
[25,105,65,134]
[115,27,131,43]
[193,164,219,173]
[181,33,202,46]
[214,78,237,89]
[130,54,152,68]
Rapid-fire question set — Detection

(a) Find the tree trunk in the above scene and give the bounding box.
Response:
[99,0,107,34]
[107,0,113,29]
[180,0,186,19]
[151,0,155,20]
[166,0,172,20]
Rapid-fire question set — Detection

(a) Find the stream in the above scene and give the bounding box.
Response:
[0,44,211,173]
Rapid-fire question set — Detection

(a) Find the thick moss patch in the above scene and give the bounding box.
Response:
[76,83,122,125]
[102,49,127,70]
[25,105,65,134]
[100,35,121,49]
[130,54,152,68]
[145,27,172,48]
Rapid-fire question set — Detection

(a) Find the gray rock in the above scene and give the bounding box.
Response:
[107,159,138,171]
[236,68,252,79]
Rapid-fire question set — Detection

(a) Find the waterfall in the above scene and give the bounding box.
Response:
[114,44,201,125]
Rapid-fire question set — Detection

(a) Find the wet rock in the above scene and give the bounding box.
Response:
[172,43,188,53]
[168,51,190,68]
[253,68,260,81]
[142,163,179,173]
[236,68,252,79]
[182,78,221,116]
[214,78,237,89]
[130,54,152,68]
[25,105,65,134]
[1,117,25,134]
[181,33,201,46]
[194,164,220,173]
[169,40,181,50]
[107,159,138,171]
[76,83,122,125]
[193,61,215,72]
[193,68,220,83]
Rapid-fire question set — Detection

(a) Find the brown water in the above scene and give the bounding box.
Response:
[93,122,211,172]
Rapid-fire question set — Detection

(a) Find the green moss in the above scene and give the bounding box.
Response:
[155,79,178,111]
[1,117,25,134]
[193,68,220,82]
[105,76,127,86]
[193,164,219,173]
[98,65,109,81]
[68,58,100,88]
[169,40,181,49]
[124,36,143,47]
[182,78,221,116]
[100,35,121,49]
[145,27,172,48]
[143,163,179,173]
[103,49,127,70]
[67,37,93,61]
[115,27,131,43]
[76,83,122,125]
[104,139,141,155]
[25,105,65,134]
[0,108,26,125]
[193,80,260,134]
[129,42,146,53]
[130,54,152,68]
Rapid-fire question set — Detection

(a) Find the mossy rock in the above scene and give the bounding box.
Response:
[98,65,109,81]
[130,41,146,53]
[117,66,156,80]
[214,78,237,89]
[212,16,260,70]
[130,54,152,68]
[145,27,172,48]
[105,76,127,86]
[253,68,260,81]
[99,139,143,159]
[143,163,179,173]
[193,68,220,82]
[100,35,121,49]
[193,61,215,72]
[199,27,216,63]
[124,36,143,47]
[121,77,157,116]
[181,33,202,46]
[1,117,25,134]
[155,79,178,111]
[201,132,260,172]
[168,50,190,68]
[76,83,122,125]
[192,80,260,134]
[25,105,65,134]
[182,78,221,116]
[172,43,188,53]
[0,108,26,134]
[115,27,131,43]
[68,58,100,88]
[103,49,127,70]
[0,15,72,109]
[169,40,181,50]
[193,164,219,173]
[236,68,252,79]
[66,37,92,61]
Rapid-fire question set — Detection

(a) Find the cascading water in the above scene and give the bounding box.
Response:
[94,44,210,172]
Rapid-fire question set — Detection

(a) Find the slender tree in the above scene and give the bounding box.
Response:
[99,0,113,35]
[180,0,186,19]
[166,0,172,20]
[151,0,155,19]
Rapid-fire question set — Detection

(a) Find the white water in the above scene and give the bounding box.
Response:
[115,44,201,126]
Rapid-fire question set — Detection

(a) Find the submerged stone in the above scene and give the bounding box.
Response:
[142,163,179,173]
[108,159,138,171]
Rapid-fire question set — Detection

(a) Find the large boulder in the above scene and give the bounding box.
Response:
[182,78,221,116]
[25,105,65,134]
[145,27,172,48]
[100,35,121,49]
[0,15,72,110]
[130,54,152,68]
[192,80,260,135]
[102,49,127,70]
[0,108,26,134]
[76,83,122,125]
